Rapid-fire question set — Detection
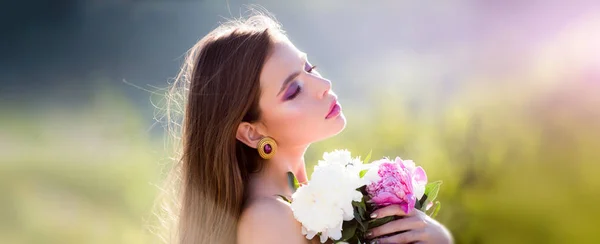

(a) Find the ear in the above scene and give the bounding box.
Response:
[236,122,263,149]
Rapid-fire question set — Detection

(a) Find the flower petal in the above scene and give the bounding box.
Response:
[400,202,410,214]
[320,233,329,243]
[329,222,343,240]
[401,159,416,171]
[305,229,317,239]
[412,166,428,198]
[413,166,428,184]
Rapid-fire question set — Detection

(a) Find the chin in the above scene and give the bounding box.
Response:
[307,113,347,144]
[328,113,347,137]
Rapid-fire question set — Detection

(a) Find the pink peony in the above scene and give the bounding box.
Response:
[365,157,428,214]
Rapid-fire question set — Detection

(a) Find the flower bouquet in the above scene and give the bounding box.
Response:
[279,150,442,243]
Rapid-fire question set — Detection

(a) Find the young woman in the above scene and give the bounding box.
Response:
[163,14,453,244]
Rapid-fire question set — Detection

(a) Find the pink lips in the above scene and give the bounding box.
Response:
[325,99,342,119]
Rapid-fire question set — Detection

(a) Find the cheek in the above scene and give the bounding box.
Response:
[268,102,324,144]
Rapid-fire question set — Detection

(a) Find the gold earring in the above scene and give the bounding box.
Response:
[257,137,277,159]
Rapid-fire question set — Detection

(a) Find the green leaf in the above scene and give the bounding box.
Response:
[358,201,367,219]
[367,216,395,229]
[340,220,358,241]
[421,181,442,211]
[363,150,373,164]
[352,200,367,221]
[287,172,300,193]
[429,201,441,218]
[275,194,291,203]
[337,234,359,244]
[424,180,442,201]
[353,207,367,231]
[359,169,369,178]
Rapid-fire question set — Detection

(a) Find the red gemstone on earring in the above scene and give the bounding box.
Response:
[264,144,272,154]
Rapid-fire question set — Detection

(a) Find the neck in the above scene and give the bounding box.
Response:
[249,144,309,199]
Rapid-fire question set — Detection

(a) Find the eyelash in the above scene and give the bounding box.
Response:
[285,64,317,100]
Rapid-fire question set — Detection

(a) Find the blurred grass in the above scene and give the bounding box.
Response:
[0,87,165,244]
[2,71,600,243]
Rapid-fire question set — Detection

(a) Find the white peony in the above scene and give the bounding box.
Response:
[318,149,367,181]
[361,159,383,185]
[319,149,352,165]
[291,151,366,243]
[316,149,366,199]
[318,149,364,168]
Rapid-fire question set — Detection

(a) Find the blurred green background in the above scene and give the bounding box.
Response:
[1,0,599,243]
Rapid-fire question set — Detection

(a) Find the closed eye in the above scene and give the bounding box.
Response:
[283,82,302,100]
[281,60,316,101]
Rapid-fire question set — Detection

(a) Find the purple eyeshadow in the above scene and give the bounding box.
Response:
[284,82,299,99]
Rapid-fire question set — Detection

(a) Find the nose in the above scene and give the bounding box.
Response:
[316,76,332,99]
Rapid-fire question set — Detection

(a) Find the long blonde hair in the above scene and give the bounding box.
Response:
[155,14,284,244]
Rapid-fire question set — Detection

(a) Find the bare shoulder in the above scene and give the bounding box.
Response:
[237,197,309,244]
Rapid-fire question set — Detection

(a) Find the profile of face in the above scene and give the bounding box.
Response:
[241,36,346,150]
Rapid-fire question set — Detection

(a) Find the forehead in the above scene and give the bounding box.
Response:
[260,38,305,92]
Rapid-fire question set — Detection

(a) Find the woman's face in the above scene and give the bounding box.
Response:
[257,38,346,148]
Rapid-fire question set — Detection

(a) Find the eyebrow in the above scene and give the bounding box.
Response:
[277,53,308,96]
